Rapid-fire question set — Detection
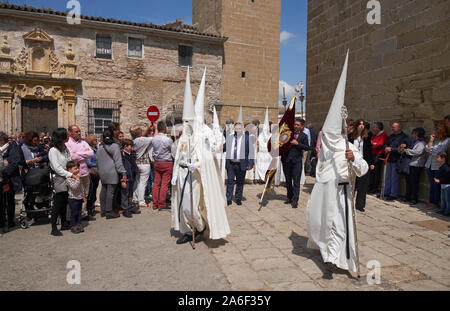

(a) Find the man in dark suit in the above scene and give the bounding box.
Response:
[282,119,310,209]
[224,123,254,206]
[0,132,24,231]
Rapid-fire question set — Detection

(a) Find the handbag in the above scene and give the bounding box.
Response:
[395,153,411,175]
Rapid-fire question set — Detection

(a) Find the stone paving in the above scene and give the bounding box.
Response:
[208,177,450,291]
[1,177,449,291]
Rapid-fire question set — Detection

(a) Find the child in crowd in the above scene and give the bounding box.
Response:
[66,161,86,234]
[121,139,140,218]
[435,152,450,216]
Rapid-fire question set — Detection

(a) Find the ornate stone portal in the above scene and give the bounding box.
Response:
[0,28,79,135]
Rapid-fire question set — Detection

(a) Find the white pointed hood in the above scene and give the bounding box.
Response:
[194,68,206,125]
[237,105,243,124]
[213,105,220,131]
[322,50,349,135]
[315,50,354,184]
[182,67,195,122]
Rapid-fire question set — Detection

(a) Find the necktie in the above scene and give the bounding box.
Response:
[234,134,238,160]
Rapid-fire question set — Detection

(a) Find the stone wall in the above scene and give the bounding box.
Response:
[193,0,281,124]
[0,14,224,137]
[307,0,450,201]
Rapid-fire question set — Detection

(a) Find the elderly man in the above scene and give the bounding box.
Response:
[224,122,254,206]
[66,125,94,220]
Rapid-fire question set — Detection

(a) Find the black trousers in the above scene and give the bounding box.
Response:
[405,166,422,202]
[87,173,100,214]
[51,191,68,230]
[0,185,16,227]
[369,158,383,193]
[355,173,370,210]
[282,160,303,203]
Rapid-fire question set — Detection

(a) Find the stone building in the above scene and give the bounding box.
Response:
[307,0,450,200]
[0,3,226,137]
[193,0,281,124]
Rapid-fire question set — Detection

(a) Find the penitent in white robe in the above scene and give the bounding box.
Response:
[193,125,231,240]
[171,133,205,235]
[306,132,368,273]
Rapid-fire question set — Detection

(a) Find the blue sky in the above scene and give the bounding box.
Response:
[5,0,307,109]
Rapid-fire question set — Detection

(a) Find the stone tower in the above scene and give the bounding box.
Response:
[193,0,281,124]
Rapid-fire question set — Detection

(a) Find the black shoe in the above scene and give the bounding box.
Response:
[71,226,81,234]
[176,235,193,245]
[131,208,141,215]
[436,210,445,215]
[357,208,365,212]
[106,212,120,219]
[236,200,242,206]
[77,224,85,233]
[385,196,395,202]
[101,212,106,217]
[291,202,298,209]
[83,215,96,221]
[409,200,418,206]
[444,212,450,217]
[60,222,71,231]
[284,200,292,205]
[122,211,133,218]
[51,229,63,236]
[227,201,232,206]
[160,205,171,210]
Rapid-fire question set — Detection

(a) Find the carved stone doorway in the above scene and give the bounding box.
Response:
[21,99,58,133]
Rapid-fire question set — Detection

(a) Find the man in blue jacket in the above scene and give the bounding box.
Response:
[224,123,254,206]
[0,132,24,231]
[282,119,310,209]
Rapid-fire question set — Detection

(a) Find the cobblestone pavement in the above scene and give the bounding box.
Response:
[1,178,449,291]
[210,178,450,291]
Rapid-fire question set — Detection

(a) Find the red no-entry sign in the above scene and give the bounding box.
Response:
[147,105,160,122]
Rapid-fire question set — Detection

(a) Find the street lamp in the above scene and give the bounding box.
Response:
[282,87,287,113]
[296,82,305,119]
[215,100,223,112]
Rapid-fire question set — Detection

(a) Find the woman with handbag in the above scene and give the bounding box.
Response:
[86,135,99,217]
[96,129,127,219]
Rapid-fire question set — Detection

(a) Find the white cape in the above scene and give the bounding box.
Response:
[194,125,231,240]
[306,134,368,272]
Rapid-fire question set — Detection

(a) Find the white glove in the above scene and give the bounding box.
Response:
[188,164,197,172]
[171,176,177,186]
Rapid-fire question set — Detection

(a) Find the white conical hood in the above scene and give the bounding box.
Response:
[182,67,195,122]
[213,105,220,130]
[322,50,349,135]
[263,106,270,136]
[237,105,243,124]
[194,68,206,125]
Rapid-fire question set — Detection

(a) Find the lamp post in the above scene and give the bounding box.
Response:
[296,81,305,119]
[282,86,287,113]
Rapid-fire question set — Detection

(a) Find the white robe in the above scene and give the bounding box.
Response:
[306,132,368,272]
[193,125,231,240]
[171,134,205,235]
[256,130,272,181]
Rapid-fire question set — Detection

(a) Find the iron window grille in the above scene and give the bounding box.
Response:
[178,45,193,67]
[96,35,112,59]
[87,99,120,138]
[128,37,143,58]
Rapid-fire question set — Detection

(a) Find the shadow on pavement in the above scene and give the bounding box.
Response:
[289,231,356,280]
